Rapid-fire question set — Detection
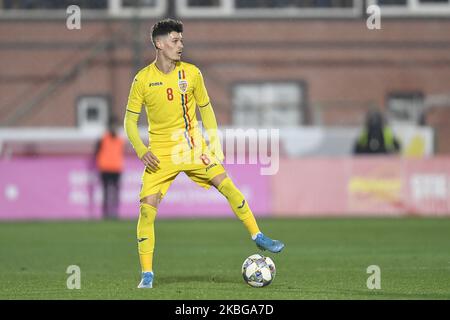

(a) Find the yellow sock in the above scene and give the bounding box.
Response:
[139,254,153,274]
[242,215,260,238]
[217,177,261,237]
[137,203,157,272]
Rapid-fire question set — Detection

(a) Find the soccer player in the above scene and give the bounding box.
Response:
[124,19,284,289]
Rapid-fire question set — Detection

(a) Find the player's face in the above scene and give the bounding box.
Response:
[159,32,184,62]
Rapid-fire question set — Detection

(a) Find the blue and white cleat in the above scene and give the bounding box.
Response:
[137,271,154,289]
[255,233,285,253]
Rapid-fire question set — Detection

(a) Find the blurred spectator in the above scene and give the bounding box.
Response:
[95,116,125,219]
[354,110,401,155]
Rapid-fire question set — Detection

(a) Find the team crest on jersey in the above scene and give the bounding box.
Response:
[178,80,188,93]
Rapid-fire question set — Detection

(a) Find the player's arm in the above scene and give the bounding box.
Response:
[199,103,224,162]
[194,68,224,162]
[124,75,160,170]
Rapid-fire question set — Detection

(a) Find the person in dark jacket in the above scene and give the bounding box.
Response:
[354,110,401,155]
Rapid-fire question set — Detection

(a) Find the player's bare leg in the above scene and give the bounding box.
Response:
[137,192,161,288]
[211,173,284,253]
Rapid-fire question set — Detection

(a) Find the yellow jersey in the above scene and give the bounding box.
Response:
[126,61,210,157]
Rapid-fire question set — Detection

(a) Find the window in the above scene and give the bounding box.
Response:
[122,0,158,6]
[0,0,166,18]
[77,96,110,131]
[378,0,407,4]
[419,0,449,3]
[368,0,450,15]
[235,0,354,8]
[177,0,361,18]
[233,82,304,127]
[109,0,166,17]
[387,92,424,124]
[188,0,222,6]
[0,0,107,9]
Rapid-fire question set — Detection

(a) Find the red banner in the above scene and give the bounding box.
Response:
[273,157,450,216]
[1,156,449,219]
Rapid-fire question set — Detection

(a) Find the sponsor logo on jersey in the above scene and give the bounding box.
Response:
[149,82,163,87]
[178,80,188,93]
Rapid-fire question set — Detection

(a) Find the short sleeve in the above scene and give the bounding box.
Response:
[126,74,145,113]
[193,67,210,108]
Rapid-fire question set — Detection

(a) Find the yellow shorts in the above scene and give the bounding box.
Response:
[139,145,226,201]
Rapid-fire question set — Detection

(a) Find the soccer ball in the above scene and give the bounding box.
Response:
[241,253,276,287]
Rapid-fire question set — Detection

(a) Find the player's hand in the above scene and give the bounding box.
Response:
[140,151,160,171]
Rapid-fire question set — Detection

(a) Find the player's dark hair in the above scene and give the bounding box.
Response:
[151,19,183,49]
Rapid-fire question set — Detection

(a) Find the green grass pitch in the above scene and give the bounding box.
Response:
[0,217,449,300]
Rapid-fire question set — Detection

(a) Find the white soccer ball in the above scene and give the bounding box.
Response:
[241,253,276,287]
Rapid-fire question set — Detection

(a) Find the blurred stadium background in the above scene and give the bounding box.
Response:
[1,0,450,220]
[1,0,450,300]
